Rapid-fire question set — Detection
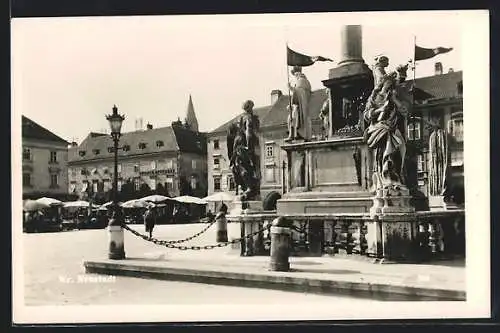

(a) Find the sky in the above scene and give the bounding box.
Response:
[12,11,470,144]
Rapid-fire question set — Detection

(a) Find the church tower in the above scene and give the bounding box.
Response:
[184,94,199,132]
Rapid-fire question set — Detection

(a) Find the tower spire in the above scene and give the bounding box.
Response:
[184,94,199,132]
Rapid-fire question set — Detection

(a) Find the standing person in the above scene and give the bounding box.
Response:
[144,205,155,238]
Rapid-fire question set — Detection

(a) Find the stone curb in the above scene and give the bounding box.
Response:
[83,260,466,301]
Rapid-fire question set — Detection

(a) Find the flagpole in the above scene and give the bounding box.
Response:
[286,41,292,112]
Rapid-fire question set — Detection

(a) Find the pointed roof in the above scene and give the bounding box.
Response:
[22,116,69,144]
[185,94,199,132]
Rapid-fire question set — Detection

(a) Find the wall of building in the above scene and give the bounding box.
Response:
[68,152,179,198]
[178,151,208,197]
[22,138,68,196]
[206,134,234,195]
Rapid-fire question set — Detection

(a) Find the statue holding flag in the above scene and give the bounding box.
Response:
[285,46,333,142]
[286,65,312,141]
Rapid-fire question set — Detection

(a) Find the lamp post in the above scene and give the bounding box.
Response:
[106,105,126,260]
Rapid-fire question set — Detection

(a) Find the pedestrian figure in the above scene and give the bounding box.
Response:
[144,206,155,238]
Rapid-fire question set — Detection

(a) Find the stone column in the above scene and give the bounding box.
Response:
[338,25,364,66]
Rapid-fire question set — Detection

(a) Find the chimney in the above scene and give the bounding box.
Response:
[146,123,153,130]
[448,68,454,73]
[71,141,78,147]
[338,25,364,66]
[271,90,283,104]
[435,62,443,75]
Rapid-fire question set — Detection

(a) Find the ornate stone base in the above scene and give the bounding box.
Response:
[229,200,263,215]
[369,185,415,218]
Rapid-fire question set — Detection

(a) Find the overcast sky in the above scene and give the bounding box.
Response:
[12,11,469,144]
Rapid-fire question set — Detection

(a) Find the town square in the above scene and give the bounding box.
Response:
[12,10,490,323]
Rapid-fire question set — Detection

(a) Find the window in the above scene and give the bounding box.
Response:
[134,178,141,191]
[156,140,164,148]
[214,177,221,191]
[107,147,114,153]
[166,177,174,191]
[103,180,111,191]
[264,166,275,183]
[192,160,197,170]
[49,151,57,163]
[23,173,31,187]
[71,169,77,177]
[81,181,89,193]
[407,122,421,140]
[93,149,100,155]
[451,150,464,167]
[92,180,98,193]
[23,148,31,161]
[50,174,59,188]
[227,176,235,191]
[117,164,122,173]
[81,168,87,176]
[117,180,123,192]
[138,142,147,149]
[167,159,174,170]
[123,144,131,151]
[134,165,139,173]
[448,115,464,142]
[265,144,274,158]
[213,139,220,150]
[213,158,220,169]
[150,177,156,190]
[79,150,86,157]
[103,167,109,175]
[190,176,198,190]
[151,161,157,170]
[417,154,425,172]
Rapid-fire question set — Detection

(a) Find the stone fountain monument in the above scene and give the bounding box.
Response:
[277,25,419,261]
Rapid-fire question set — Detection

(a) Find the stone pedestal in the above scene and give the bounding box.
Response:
[369,186,415,218]
[379,214,418,262]
[230,200,266,256]
[364,219,383,258]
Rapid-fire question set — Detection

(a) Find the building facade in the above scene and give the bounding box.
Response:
[22,116,70,200]
[207,67,464,205]
[68,101,207,202]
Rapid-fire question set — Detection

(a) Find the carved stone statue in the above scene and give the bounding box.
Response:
[226,100,260,201]
[319,98,330,140]
[363,63,411,192]
[373,55,389,86]
[428,126,449,198]
[286,66,312,142]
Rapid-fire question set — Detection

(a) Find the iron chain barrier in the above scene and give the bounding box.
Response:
[121,222,271,251]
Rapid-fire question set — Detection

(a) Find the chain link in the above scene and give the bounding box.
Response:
[122,223,271,251]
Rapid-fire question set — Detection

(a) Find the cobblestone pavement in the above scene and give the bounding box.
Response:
[23,223,374,306]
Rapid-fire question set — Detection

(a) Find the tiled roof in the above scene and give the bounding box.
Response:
[69,125,205,163]
[209,105,273,135]
[22,116,69,144]
[405,71,463,101]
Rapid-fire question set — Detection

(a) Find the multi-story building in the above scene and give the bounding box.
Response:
[207,65,464,205]
[68,100,207,202]
[22,116,70,200]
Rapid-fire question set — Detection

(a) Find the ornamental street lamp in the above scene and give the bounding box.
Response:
[106,105,126,260]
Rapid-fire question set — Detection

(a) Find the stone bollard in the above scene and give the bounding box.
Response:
[215,203,228,242]
[270,216,292,272]
[215,212,228,242]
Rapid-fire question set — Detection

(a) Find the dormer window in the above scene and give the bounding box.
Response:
[93,149,100,155]
[138,143,147,149]
[123,144,131,152]
[156,140,164,148]
[79,150,86,157]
